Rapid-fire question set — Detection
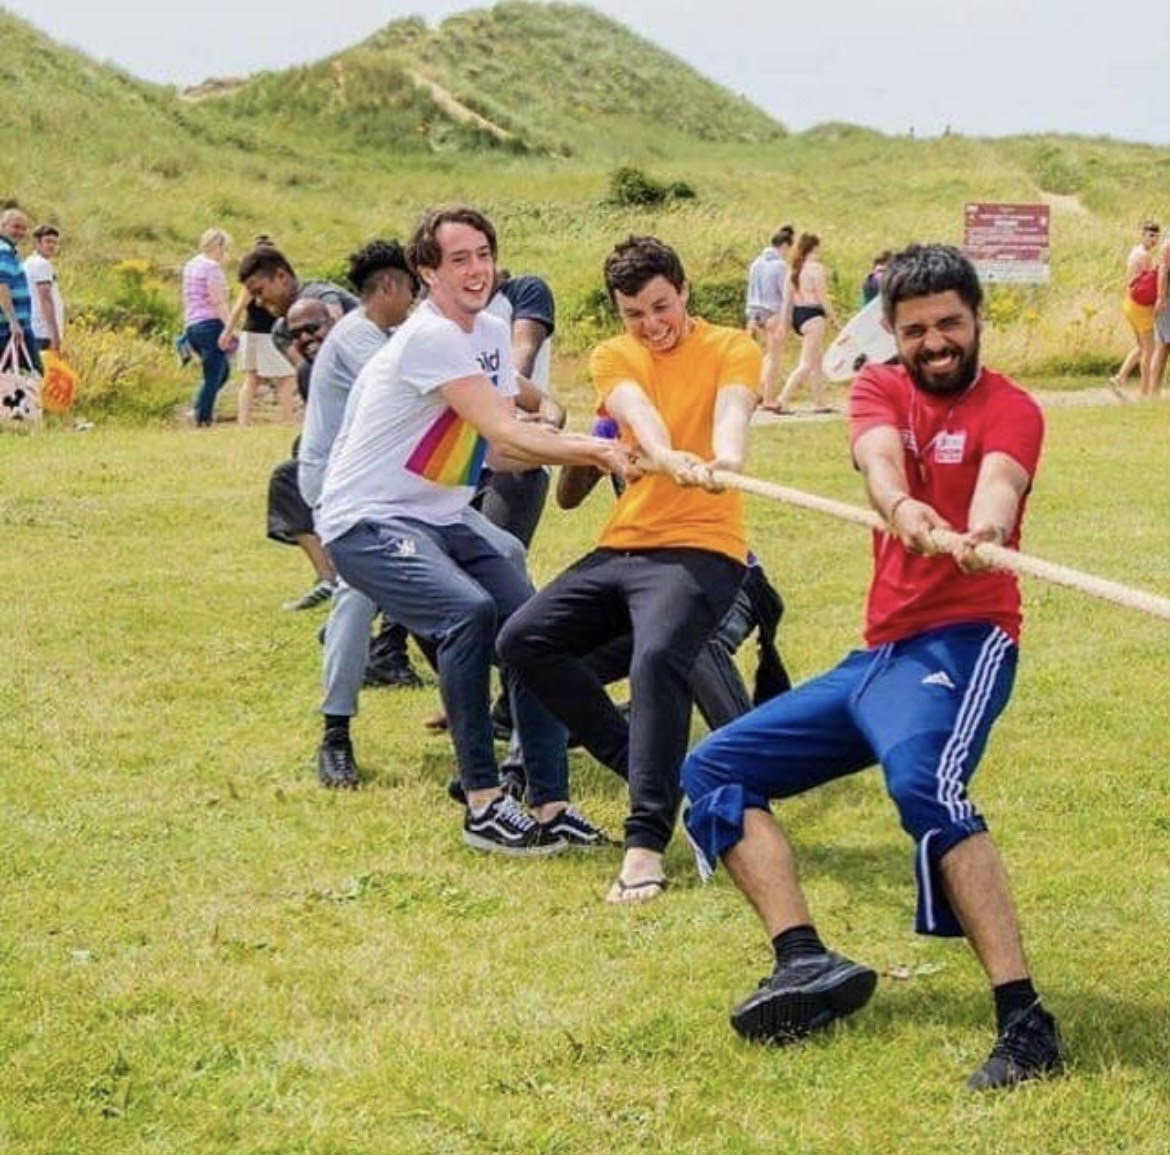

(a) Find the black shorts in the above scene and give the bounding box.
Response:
[267,459,314,544]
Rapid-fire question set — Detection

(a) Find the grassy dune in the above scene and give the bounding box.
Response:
[3,4,1169,421]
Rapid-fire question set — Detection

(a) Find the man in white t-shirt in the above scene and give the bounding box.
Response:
[23,224,65,354]
[318,205,631,855]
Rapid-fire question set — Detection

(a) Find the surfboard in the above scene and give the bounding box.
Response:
[822,296,896,383]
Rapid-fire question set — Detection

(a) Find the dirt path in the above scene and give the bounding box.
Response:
[752,383,1135,425]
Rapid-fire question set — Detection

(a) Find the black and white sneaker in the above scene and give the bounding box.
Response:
[731,951,877,1044]
[967,1001,1063,1090]
[462,795,565,856]
[284,580,336,612]
[540,805,617,849]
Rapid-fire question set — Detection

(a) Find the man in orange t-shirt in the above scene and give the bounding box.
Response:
[498,235,761,903]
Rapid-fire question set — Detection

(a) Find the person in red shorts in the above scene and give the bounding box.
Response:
[682,243,1064,1091]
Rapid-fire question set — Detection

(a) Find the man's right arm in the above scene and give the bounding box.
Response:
[1157,245,1170,315]
[603,381,704,484]
[853,424,950,554]
[439,374,630,476]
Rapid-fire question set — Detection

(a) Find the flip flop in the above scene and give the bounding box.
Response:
[606,876,669,904]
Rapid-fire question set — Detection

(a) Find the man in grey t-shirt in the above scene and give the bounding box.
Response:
[745,225,793,405]
[296,241,420,788]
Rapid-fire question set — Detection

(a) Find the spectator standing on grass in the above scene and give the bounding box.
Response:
[1150,230,1170,394]
[681,244,1063,1092]
[1111,220,1160,398]
[24,224,65,355]
[498,234,760,902]
[222,236,297,426]
[861,250,892,305]
[768,232,836,414]
[317,205,630,851]
[181,227,232,427]
[0,207,41,374]
[746,225,794,410]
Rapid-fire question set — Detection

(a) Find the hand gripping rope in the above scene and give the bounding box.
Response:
[711,470,1170,623]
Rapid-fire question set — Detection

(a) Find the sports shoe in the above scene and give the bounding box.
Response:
[540,805,617,848]
[316,740,359,789]
[967,1001,1063,1091]
[363,655,424,688]
[731,951,878,1044]
[283,580,336,612]
[462,794,565,856]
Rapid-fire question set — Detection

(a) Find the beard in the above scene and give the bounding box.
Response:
[903,331,980,397]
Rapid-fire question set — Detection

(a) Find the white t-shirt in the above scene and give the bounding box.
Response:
[315,300,517,543]
[23,253,64,341]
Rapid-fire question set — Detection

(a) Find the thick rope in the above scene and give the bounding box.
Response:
[712,470,1170,622]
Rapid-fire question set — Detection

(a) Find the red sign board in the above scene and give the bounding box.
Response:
[963,202,1050,284]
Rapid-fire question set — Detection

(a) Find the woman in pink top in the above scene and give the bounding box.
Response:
[181,227,232,426]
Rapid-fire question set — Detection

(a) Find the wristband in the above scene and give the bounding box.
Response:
[887,493,912,522]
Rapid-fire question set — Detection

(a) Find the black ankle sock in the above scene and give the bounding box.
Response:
[323,715,351,745]
[993,978,1038,1032]
[772,924,827,967]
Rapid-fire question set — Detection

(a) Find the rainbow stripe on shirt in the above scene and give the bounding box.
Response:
[404,407,487,487]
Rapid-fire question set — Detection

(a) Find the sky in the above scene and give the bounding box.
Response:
[5,0,1170,144]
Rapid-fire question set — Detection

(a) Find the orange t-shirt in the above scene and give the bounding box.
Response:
[590,318,761,561]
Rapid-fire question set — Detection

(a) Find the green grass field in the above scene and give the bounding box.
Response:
[3,397,1169,1153]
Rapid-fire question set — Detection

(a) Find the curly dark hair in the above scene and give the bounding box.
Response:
[602,235,686,302]
[406,205,497,275]
[346,239,417,296]
[881,244,982,324]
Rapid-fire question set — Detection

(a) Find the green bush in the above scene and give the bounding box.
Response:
[603,167,700,208]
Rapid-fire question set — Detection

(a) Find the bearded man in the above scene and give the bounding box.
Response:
[680,244,1064,1092]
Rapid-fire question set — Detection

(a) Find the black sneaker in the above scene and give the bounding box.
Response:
[731,951,878,1044]
[967,1001,1063,1091]
[363,656,424,689]
[316,740,359,789]
[462,795,565,856]
[540,805,617,849]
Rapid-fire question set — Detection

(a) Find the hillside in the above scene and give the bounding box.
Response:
[211,2,785,156]
[4,3,1170,421]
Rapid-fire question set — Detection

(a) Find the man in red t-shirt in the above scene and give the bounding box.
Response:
[681,244,1063,1091]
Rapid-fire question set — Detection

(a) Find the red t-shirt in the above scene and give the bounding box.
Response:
[849,364,1044,646]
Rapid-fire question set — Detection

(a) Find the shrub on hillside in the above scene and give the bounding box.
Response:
[80,260,179,338]
[603,167,699,208]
